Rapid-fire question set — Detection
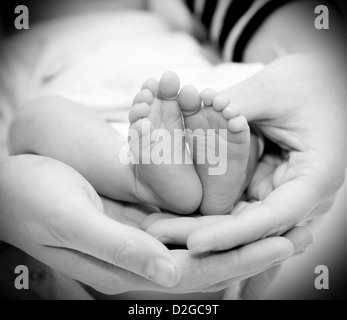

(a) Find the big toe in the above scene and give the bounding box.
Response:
[158,71,181,101]
[178,85,201,117]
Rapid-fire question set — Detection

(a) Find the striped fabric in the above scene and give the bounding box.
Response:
[183,0,308,62]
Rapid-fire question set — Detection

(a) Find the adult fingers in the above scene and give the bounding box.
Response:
[0,157,181,289]
[204,269,269,295]
[170,236,294,291]
[219,60,281,122]
[206,269,272,295]
[219,54,322,122]
[143,202,261,245]
[283,226,314,253]
[35,246,162,295]
[1,156,182,288]
[68,206,182,288]
[186,170,320,253]
[208,227,313,296]
[144,214,226,245]
[306,198,335,221]
[101,197,154,228]
[38,235,294,296]
[42,228,309,295]
[141,213,183,231]
[247,155,281,201]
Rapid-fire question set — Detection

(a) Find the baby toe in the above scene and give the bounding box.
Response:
[133,89,154,106]
[222,102,241,120]
[200,89,217,107]
[142,78,159,95]
[129,102,150,124]
[213,95,230,112]
[178,85,202,116]
[158,71,181,101]
[227,116,249,133]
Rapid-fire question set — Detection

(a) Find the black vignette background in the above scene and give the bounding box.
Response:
[265,0,347,301]
[0,0,347,300]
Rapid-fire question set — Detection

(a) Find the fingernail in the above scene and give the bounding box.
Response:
[146,258,178,288]
[191,245,214,254]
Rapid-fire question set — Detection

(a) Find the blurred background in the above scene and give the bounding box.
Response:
[269,172,347,300]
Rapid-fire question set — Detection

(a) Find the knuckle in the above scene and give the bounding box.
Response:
[45,203,88,247]
[269,207,298,236]
[274,219,295,236]
[234,249,256,271]
[46,218,79,248]
[112,240,138,267]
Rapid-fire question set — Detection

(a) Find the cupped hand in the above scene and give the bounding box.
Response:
[142,54,347,253]
[0,155,312,295]
[0,155,181,293]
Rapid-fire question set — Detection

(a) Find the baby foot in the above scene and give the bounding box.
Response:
[178,86,250,215]
[129,72,202,214]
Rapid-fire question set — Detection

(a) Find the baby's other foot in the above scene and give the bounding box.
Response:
[178,86,250,215]
[129,72,202,214]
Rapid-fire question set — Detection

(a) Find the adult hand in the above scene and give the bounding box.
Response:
[0,155,181,293]
[0,155,312,295]
[142,54,347,253]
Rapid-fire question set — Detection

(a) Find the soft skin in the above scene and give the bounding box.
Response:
[144,53,347,254]
[0,155,313,295]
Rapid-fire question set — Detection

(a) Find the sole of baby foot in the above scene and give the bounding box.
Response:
[128,72,203,214]
[178,85,251,215]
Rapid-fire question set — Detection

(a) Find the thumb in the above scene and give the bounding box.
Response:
[187,174,318,253]
[219,55,313,122]
[219,66,277,122]
[67,203,182,288]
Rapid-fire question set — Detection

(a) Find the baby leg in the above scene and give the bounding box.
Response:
[9,96,141,202]
[9,91,202,214]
